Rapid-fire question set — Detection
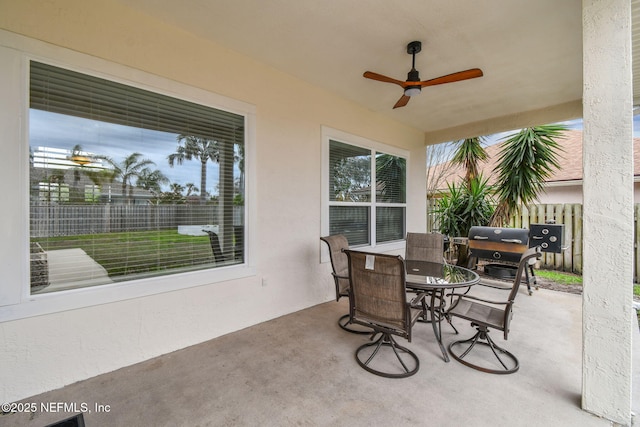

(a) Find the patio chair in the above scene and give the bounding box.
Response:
[344,249,427,378]
[405,232,451,327]
[446,246,542,374]
[320,235,371,334]
[204,230,226,263]
[405,232,446,263]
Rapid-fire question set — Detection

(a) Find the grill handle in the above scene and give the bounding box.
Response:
[473,236,488,240]
[500,238,523,244]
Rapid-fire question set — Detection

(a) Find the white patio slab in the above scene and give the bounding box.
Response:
[41,248,113,293]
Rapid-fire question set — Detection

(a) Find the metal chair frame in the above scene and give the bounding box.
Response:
[320,235,371,334]
[345,250,426,378]
[447,246,542,374]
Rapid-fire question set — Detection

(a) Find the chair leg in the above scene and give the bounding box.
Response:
[355,332,419,378]
[444,313,459,334]
[416,292,458,333]
[448,325,519,374]
[338,313,371,334]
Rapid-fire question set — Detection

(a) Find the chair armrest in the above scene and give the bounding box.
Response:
[409,291,429,306]
[475,277,512,290]
[449,293,508,306]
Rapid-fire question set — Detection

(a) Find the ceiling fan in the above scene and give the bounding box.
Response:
[363,41,483,109]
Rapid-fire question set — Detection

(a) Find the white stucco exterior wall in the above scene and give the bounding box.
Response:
[582,0,634,424]
[0,1,426,403]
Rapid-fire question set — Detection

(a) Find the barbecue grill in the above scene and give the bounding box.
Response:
[468,226,529,263]
[468,226,535,294]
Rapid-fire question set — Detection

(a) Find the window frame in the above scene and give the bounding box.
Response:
[0,33,256,322]
[321,126,408,261]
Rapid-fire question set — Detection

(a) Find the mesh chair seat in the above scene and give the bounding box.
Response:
[447,298,507,332]
[447,246,542,374]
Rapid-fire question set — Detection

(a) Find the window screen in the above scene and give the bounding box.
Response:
[29,61,245,294]
[327,139,406,246]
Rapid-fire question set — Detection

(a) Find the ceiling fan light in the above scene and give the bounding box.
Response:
[404,87,421,96]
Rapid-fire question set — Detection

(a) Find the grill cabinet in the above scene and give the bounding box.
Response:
[529,223,565,253]
[468,226,529,263]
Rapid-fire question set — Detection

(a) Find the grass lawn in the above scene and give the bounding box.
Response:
[34,229,214,277]
[537,269,640,297]
[536,269,583,286]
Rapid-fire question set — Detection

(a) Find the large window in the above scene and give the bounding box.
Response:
[29,61,246,294]
[327,137,406,246]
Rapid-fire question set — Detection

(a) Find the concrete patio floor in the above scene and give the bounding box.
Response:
[2,286,638,427]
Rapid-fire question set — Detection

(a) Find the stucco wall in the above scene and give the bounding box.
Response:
[0,1,426,402]
[581,0,634,423]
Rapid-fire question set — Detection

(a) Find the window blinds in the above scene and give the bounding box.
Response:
[29,61,245,294]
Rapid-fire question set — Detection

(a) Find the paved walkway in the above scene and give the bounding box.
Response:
[41,248,113,293]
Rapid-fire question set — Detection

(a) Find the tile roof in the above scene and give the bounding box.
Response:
[430,130,640,189]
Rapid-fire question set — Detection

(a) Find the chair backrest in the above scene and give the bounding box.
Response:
[320,235,350,300]
[405,232,445,264]
[204,230,225,263]
[344,250,410,337]
[503,246,542,337]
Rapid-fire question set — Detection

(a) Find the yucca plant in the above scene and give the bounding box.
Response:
[450,136,489,184]
[489,125,566,226]
[435,176,495,264]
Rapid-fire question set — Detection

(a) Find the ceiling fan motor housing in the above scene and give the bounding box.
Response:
[406,41,422,95]
[407,41,422,55]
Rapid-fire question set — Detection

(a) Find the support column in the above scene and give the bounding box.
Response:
[582,0,633,424]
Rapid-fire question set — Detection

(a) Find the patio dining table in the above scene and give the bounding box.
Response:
[405,260,480,362]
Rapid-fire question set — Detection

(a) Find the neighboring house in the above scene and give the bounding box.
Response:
[30,165,156,205]
[429,130,640,204]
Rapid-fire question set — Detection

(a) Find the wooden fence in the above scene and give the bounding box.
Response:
[30,204,243,237]
[428,202,640,282]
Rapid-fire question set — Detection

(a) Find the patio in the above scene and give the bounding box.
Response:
[3,286,638,427]
[0,1,636,424]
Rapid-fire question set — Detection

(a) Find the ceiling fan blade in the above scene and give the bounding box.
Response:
[419,68,483,87]
[393,95,410,109]
[363,71,407,87]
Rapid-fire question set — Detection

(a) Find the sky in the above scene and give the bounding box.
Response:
[29,109,224,195]
[458,116,640,148]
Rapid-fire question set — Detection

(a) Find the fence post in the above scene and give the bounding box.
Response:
[573,204,583,274]
[553,204,564,270]
[635,204,639,283]
[520,205,530,229]
[563,204,574,273]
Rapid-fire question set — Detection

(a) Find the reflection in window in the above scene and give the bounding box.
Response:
[29,61,245,294]
[327,139,406,246]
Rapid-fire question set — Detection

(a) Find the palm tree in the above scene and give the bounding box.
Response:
[137,168,169,194]
[168,135,220,203]
[102,153,155,204]
[489,125,565,226]
[184,182,199,197]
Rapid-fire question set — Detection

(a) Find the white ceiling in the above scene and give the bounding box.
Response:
[118,0,632,137]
